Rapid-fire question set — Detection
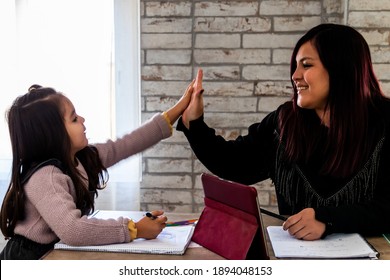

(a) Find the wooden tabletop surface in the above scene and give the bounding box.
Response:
[42,211,389,260]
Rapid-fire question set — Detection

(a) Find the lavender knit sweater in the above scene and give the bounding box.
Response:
[14,113,171,246]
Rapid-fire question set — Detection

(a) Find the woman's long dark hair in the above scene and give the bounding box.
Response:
[0,85,108,238]
[279,23,387,178]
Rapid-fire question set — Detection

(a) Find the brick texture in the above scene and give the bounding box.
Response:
[139,0,390,213]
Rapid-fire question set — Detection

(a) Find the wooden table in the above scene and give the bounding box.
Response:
[42,211,389,260]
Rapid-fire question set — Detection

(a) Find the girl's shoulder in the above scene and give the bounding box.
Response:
[21,159,64,185]
[24,162,69,193]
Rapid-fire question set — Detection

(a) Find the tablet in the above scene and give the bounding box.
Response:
[201,173,262,220]
[193,173,269,259]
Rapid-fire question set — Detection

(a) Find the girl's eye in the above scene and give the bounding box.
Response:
[73,116,78,122]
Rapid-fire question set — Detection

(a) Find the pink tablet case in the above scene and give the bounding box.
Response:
[192,173,269,260]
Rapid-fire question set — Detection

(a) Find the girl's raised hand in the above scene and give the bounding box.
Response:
[164,79,195,126]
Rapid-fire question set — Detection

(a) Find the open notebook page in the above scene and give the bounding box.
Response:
[54,210,195,255]
[267,226,378,259]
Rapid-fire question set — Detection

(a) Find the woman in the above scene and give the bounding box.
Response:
[178,23,390,240]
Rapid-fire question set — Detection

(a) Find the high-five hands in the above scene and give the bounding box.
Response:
[164,79,195,126]
[182,69,204,129]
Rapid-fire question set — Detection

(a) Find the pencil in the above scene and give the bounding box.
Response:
[166,219,198,227]
[145,212,158,220]
[260,208,287,221]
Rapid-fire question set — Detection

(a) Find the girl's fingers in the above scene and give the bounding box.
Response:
[185,80,195,94]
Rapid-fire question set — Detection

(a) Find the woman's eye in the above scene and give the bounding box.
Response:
[73,116,78,122]
[301,60,313,68]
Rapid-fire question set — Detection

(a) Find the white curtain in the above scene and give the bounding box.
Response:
[0,0,141,193]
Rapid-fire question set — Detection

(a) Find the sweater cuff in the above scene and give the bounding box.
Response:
[176,115,204,132]
[315,207,334,238]
[176,117,186,132]
[127,220,137,241]
[162,111,173,134]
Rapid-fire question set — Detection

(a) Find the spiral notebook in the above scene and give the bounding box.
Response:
[54,211,195,255]
[267,226,379,259]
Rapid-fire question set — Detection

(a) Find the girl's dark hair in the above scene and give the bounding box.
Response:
[279,23,387,178]
[0,85,108,238]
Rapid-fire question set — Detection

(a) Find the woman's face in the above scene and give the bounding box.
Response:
[62,97,88,159]
[292,41,330,120]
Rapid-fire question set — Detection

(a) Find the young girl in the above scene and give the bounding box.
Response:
[179,24,390,240]
[0,82,195,259]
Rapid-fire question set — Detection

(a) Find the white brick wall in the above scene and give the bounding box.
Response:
[139,0,390,213]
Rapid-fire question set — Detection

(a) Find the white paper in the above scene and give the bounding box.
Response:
[55,211,195,255]
[267,226,378,259]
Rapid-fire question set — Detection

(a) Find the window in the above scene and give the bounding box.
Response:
[0,1,141,198]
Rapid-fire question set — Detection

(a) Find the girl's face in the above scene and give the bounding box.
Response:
[292,41,330,124]
[63,97,88,159]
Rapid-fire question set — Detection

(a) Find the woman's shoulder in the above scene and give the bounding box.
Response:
[375,98,390,122]
[381,98,390,112]
[265,100,293,123]
[248,101,292,133]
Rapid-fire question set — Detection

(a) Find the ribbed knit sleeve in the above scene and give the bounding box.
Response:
[95,113,172,168]
[13,113,172,246]
[15,166,131,246]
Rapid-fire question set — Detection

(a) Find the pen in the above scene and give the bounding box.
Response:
[166,219,198,227]
[260,208,287,221]
[145,212,158,220]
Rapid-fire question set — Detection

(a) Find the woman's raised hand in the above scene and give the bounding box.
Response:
[182,69,204,129]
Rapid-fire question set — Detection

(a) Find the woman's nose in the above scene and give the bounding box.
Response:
[292,68,301,82]
[291,69,298,81]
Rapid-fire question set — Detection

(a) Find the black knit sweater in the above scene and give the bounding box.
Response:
[177,101,390,236]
